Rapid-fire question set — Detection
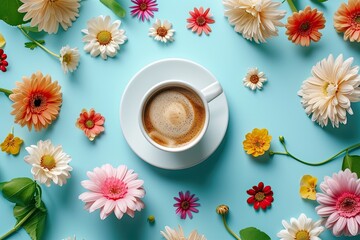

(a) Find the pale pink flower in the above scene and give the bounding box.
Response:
[79,164,145,220]
[316,169,360,236]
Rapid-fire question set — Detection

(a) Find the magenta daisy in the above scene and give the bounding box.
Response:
[174,191,200,219]
[79,164,146,220]
[316,169,360,236]
[130,0,158,21]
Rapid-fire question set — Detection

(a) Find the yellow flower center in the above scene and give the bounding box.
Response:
[295,230,310,240]
[97,31,112,45]
[196,16,206,26]
[41,155,56,170]
[85,120,95,129]
[156,27,168,37]
[140,2,148,11]
[355,15,360,24]
[62,53,72,65]
[255,192,265,201]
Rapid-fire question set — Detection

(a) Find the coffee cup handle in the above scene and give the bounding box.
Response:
[201,81,223,103]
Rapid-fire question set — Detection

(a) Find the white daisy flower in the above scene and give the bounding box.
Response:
[298,54,360,128]
[149,19,175,43]
[82,15,127,60]
[243,67,267,90]
[161,226,206,240]
[24,140,72,187]
[60,46,80,74]
[223,0,286,43]
[277,213,324,240]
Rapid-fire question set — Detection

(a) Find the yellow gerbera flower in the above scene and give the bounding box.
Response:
[0,133,23,155]
[243,128,272,157]
[299,175,317,200]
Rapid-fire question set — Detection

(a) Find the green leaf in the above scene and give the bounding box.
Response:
[342,153,360,177]
[2,178,36,206]
[0,0,28,26]
[100,0,126,18]
[25,40,45,50]
[22,26,39,33]
[34,184,42,209]
[0,181,6,191]
[240,227,271,240]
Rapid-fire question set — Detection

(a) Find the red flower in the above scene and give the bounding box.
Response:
[130,0,158,22]
[187,7,215,36]
[0,49,8,72]
[174,191,200,219]
[246,182,274,210]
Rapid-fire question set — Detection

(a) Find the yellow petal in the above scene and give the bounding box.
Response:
[0,33,5,48]
[300,175,314,186]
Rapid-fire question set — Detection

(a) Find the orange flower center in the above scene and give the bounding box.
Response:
[157,27,168,37]
[255,192,265,201]
[85,119,95,129]
[30,93,47,113]
[140,2,148,11]
[300,21,311,32]
[196,16,206,26]
[295,230,310,240]
[250,75,259,84]
[181,201,190,210]
[97,31,112,45]
[62,53,72,65]
[41,155,56,170]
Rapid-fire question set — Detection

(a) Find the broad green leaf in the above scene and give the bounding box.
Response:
[0,0,28,26]
[342,153,360,177]
[100,0,126,18]
[34,184,42,209]
[22,26,39,33]
[240,227,271,240]
[2,178,36,206]
[25,40,45,50]
[0,181,6,191]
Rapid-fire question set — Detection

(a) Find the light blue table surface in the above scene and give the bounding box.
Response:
[0,0,359,239]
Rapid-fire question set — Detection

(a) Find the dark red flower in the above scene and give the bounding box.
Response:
[174,191,200,219]
[246,182,274,210]
[0,49,8,72]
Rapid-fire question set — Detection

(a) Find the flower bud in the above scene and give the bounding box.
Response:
[279,136,285,144]
[147,215,155,223]
[216,204,229,215]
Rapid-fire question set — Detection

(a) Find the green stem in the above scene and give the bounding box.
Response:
[222,215,241,240]
[18,25,60,58]
[287,0,298,13]
[0,208,36,240]
[0,88,12,97]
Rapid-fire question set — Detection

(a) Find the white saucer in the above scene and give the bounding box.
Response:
[120,58,229,170]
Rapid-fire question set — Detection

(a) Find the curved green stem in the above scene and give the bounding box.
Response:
[18,25,60,58]
[0,88,12,97]
[222,215,241,240]
[287,0,298,13]
[0,208,36,240]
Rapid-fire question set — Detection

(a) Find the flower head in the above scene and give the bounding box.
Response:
[24,140,72,187]
[130,0,158,21]
[223,0,286,43]
[18,0,80,34]
[76,108,105,141]
[243,128,272,157]
[216,204,229,215]
[0,49,8,72]
[286,6,326,47]
[316,169,360,236]
[82,15,127,60]
[9,71,62,131]
[246,182,274,210]
[79,164,145,220]
[60,46,80,74]
[161,226,206,240]
[149,19,175,43]
[147,215,155,223]
[0,133,23,155]
[300,175,317,200]
[334,0,360,42]
[243,68,267,90]
[174,191,200,219]
[277,213,324,240]
[298,54,360,128]
[187,7,215,36]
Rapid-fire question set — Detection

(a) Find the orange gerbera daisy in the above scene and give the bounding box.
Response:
[286,6,326,47]
[76,108,105,141]
[9,72,62,131]
[334,0,360,42]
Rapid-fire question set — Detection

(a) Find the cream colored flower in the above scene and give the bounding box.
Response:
[18,0,80,34]
[149,19,175,43]
[298,54,360,128]
[243,68,267,90]
[161,226,206,240]
[82,15,127,60]
[223,0,286,43]
[60,46,80,73]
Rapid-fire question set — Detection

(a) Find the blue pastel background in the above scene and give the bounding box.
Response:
[0,0,359,239]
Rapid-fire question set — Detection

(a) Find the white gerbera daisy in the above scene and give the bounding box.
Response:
[18,0,80,34]
[161,226,206,240]
[82,15,127,60]
[223,0,286,43]
[298,54,360,128]
[24,140,72,187]
[243,67,267,90]
[149,19,175,43]
[60,46,80,73]
[277,213,324,240]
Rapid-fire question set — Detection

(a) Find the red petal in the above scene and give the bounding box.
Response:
[247,189,256,195]
[254,201,260,210]
[247,196,255,204]
[258,182,264,190]
[263,186,271,193]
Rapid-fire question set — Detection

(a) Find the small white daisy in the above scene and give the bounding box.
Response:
[243,68,267,90]
[60,45,80,74]
[277,213,324,240]
[149,19,175,43]
[82,15,127,60]
[24,140,72,187]
[161,226,206,240]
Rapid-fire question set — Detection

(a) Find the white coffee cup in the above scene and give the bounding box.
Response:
[139,80,223,152]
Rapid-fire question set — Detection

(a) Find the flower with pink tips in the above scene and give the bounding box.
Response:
[316,169,360,236]
[76,108,105,141]
[187,7,215,36]
[174,191,200,219]
[130,0,158,21]
[79,164,146,220]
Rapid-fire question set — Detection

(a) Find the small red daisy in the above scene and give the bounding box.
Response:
[246,182,274,210]
[0,49,8,72]
[187,7,215,36]
[174,191,200,219]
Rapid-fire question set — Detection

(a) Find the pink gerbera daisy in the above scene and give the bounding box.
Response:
[316,169,360,236]
[79,164,146,220]
[130,0,158,21]
[187,7,215,36]
[76,108,105,141]
[174,191,200,219]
